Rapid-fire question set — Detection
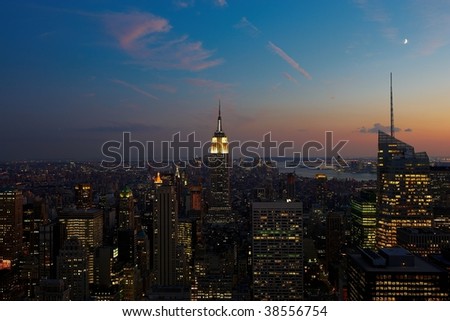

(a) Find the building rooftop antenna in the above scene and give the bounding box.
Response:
[390,72,394,137]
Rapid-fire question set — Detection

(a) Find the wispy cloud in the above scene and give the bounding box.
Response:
[186,78,233,90]
[102,11,171,52]
[359,123,402,134]
[111,78,159,100]
[404,128,413,132]
[282,72,299,85]
[268,41,311,80]
[234,17,260,37]
[101,11,223,71]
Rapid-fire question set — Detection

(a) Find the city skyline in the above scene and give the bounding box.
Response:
[1,0,450,161]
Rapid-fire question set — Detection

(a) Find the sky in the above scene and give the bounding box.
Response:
[1,0,450,161]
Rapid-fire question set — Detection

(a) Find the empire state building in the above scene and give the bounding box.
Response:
[207,103,232,224]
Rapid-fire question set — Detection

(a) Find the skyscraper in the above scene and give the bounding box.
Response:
[153,173,178,286]
[207,103,232,224]
[117,187,135,230]
[430,165,450,230]
[252,201,303,300]
[0,189,23,267]
[351,189,377,249]
[58,208,103,284]
[57,238,89,300]
[74,183,93,210]
[0,189,23,300]
[376,131,433,248]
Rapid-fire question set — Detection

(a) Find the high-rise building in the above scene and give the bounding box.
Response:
[207,104,232,224]
[23,197,48,256]
[347,247,448,300]
[0,189,23,267]
[191,243,233,301]
[91,246,121,301]
[39,221,65,280]
[153,173,178,286]
[397,227,450,257]
[325,212,345,270]
[376,131,433,248]
[36,279,70,301]
[430,165,450,230]
[117,187,135,230]
[176,217,193,286]
[75,183,93,209]
[189,185,202,212]
[58,208,103,284]
[252,201,303,300]
[286,173,296,200]
[351,189,377,249]
[57,238,89,300]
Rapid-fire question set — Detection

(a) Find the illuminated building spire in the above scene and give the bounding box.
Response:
[154,172,163,184]
[216,100,223,133]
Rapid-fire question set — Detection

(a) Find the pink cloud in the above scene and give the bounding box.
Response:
[101,11,223,71]
[282,72,299,85]
[268,41,311,80]
[102,11,171,52]
[234,17,260,37]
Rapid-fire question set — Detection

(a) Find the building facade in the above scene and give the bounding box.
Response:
[207,104,232,224]
[348,247,448,300]
[252,201,303,300]
[376,131,433,248]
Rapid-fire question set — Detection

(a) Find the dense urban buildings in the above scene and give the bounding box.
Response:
[0,107,449,301]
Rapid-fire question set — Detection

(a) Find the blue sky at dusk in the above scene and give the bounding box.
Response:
[1,0,450,160]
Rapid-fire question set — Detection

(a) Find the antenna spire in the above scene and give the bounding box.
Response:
[390,72,394,137]
[216,100,222,132]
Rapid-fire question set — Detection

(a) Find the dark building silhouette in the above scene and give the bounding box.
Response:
[397,227,450,257]
[153,173,178,286]
[57,238,89,300]
[75,183,93,209]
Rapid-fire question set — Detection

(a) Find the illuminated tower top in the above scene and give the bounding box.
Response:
[210,101,228,154]
[216,101,223,134]
[207,102,232,224]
